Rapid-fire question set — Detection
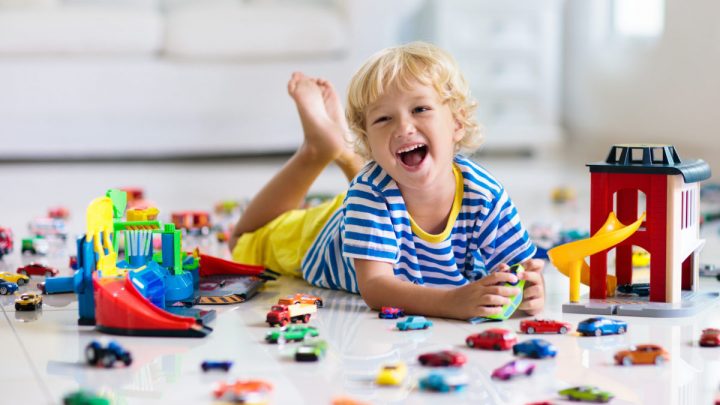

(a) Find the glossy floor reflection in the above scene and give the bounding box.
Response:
[1,149,720,405]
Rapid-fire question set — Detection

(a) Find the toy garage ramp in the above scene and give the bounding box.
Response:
[548,212,646,302]
[93,274,212,337]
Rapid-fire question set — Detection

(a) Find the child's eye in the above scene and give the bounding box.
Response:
[372,116,390,125]
[413,106,430,114]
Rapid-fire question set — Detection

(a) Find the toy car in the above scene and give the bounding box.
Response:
[0,280,18,295]
[200,360,233,372]
[265,325,319,344]
[48,206,70,220]
[85,340,132,368]
[418,370,469,392]
[558,386,614,403]
[520,319,572,334]
[0,226,13,260]
[418,350,467,367]
[632,250,651,267]
[482,263,525,321]
[700,263,720,277]
[577,317,628,336]
[616,283,650,297]
[17,262,59,278]
[614,344,669,365]
[466,328,517,350]
[62,389,110,405]
[278,293,324,308]
[378,306,405,319]
[491,360,535,380]
[376,362,408,386]
[700,328,720,347]
[396,316,433,331]
[213,379,272,403]
[21,236,49,255]
[295,339,328,362]
[513,339,558,359]
[15,291,42,310]
[0,271,28,285]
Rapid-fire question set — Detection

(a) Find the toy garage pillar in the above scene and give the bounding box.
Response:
[587,145,710,304]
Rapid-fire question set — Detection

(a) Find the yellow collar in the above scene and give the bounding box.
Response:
[409,164,463,243]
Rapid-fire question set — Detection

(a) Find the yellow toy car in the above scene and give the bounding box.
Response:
[376,362,408,386]
[15,291,42,311]
[632,250,650,267]
[0,271,29,286]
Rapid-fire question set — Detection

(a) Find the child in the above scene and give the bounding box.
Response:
[230,42,544,321]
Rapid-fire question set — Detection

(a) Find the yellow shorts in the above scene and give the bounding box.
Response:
[231,193,346,278]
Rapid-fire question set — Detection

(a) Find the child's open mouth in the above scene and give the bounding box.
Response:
[397,144,428,168]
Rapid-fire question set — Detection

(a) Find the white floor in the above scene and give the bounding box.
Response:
[2,147,720,405]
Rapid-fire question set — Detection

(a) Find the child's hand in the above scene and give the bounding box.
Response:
[515,258,545,315]
[445,271,522,320]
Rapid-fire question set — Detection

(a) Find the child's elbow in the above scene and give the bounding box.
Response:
[358,289,383,311]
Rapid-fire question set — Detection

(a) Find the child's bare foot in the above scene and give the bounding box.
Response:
[288,72,356,167]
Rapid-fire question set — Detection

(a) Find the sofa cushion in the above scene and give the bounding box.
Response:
[0,4,162,54]
[164,1,348,59]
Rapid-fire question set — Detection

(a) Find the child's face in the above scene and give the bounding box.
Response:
[364,80,463,191]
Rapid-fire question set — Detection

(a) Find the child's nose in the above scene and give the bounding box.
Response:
[393,116,416,137]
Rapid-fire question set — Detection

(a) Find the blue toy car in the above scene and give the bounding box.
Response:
[85,340,133,368]
[512,339,558,359]
[201,360,233,372]
[577,317,628,337]
[396,316,433,331]
[0,280,18,295]
[419,370,469,392]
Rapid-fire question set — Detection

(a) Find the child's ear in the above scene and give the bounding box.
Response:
[452,111,465,143]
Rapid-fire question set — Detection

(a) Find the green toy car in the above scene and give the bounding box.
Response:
[558,386,614,403]
[63,389,110,405]
[265,325,319,344]
[295,340,328,362]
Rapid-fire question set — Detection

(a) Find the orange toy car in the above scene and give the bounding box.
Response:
[614,344,669,366]
[213,379,272,403]
[278,293,324,308]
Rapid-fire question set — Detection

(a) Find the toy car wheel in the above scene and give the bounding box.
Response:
[0,286,7,295]
[17,278,26,286]
[45,271,53,277]
[122,354,132,366]
[315,300,323,308]
[19,270,28,276]
[622,356,633,366]
[559,326,568,334]
[85,343,101,365]
[101,353,116,368]
[37,301,42,309]
[526,327,535,334]
[595,329,603,337]
[466,339,474,348]
[14,303,21,310]
[303,314,311,323]
[493,344,501,351]
[512,348,519,355]
[654,356,664,365]
[617,326,626,334]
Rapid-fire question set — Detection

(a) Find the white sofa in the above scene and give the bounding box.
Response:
[0,0,420,158]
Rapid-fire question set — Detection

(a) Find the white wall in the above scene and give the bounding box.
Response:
[563,0,720,170]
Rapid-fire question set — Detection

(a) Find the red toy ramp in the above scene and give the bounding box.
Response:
[199,253,265,277]
[93,274,212,338]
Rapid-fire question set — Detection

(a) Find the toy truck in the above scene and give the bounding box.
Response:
[266,303,316,327]
[0,227,13,259]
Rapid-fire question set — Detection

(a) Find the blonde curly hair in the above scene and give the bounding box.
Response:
[346,42,482,160]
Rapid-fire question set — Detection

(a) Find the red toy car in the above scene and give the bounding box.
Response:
[378,306,405,319]
[213,379,272,403]
[520,319,572,335]
[418,350,467,367]
[17,263,59,278]
[700,328,720,347]
[466,328,517,351]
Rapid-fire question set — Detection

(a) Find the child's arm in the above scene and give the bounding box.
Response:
[355,258,522,320]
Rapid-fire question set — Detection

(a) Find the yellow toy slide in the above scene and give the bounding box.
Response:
[548,212,646,302]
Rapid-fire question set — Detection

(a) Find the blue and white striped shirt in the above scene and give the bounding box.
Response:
[301,155,536,293]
